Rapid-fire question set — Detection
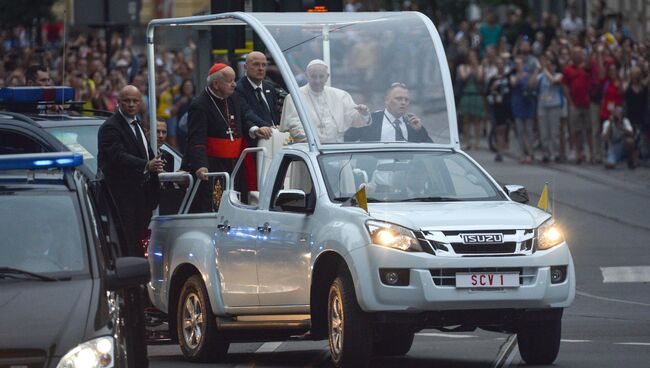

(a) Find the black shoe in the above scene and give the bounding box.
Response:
[542,156,550,163]
[628,160,636,169]
[494,154,503,162]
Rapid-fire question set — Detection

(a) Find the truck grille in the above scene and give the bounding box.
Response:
[419,229,534,256]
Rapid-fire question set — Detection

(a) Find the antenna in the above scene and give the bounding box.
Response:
[61,8,67,105]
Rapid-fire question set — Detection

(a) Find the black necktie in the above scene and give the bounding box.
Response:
[392,119,405,141]
[255,87,271,117]
[131,119,147,157]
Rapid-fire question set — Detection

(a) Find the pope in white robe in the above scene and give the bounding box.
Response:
[280,59,370,144]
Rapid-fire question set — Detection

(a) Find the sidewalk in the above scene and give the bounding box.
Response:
[468,137,650,197]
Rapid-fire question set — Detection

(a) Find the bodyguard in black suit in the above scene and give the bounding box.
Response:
[98,85,164,257]
[235,51,279,146]
[344,83,433,143]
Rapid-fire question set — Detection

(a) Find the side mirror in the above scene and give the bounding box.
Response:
[105,257,151,291]
[504,185,529,204]
[275,189,309,213]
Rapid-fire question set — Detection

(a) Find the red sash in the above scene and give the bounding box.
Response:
[207,137,242,158]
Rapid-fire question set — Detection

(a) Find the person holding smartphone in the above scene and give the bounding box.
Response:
[601,105,637,169]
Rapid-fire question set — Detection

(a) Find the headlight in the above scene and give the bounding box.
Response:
[366,220,422,252]
[57,336,114,368]
[536,219,565,250]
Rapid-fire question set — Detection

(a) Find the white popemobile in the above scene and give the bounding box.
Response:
[145,12,574,368]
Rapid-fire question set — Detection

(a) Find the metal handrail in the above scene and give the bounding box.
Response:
[158,172,194,215]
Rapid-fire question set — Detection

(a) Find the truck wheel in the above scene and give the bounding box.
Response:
[517,316,561,365]
[177,275,229,362]
[328,272,372,368]
[373,328,414,356]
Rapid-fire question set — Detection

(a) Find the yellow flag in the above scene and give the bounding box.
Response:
[354,185,368,213]
[537,183,549,212]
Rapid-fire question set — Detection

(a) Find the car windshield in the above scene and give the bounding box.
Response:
[319,151,504,203]
[251,12,453,146]
[0,193,89,277]
[46,125,99,174]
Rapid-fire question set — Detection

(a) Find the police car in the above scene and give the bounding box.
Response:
[0,152,150,367]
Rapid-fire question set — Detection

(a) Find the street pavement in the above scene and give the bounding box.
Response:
[149,141,650,368]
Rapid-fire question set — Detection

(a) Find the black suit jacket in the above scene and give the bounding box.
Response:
[344,111,433,143]
[98,112,159,255]
[235,77,279,129]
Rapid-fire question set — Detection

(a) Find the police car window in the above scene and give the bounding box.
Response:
[0,193,89,276]
[46,126,98,174]
[0,130,47,154]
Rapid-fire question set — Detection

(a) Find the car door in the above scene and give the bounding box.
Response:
[255,154,314,306]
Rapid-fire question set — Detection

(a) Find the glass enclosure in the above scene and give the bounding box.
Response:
[148,12,456,149]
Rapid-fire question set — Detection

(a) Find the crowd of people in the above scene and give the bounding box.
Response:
[443,3,650,169]
[3,2,650,172]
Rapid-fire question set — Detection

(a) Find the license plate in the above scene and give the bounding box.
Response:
[456,273,519,288]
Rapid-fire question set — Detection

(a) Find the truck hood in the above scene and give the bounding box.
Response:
[367,201,550,230]
[0,279,94,359]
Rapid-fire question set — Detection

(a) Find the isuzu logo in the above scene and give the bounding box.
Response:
[460,233,504,244]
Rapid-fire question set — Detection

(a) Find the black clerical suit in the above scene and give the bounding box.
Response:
[185,87,255,212]
[344,110,433,143]
[235,77,279,145]
[98,110,159,257]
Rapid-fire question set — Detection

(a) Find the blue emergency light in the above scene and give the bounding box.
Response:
[0,152,83,170]
[0,86,74,104]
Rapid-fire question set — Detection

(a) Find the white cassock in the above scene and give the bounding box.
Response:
[280,85,369,144]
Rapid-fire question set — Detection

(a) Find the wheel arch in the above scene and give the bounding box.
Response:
[168,263,202,342]
[310,250,348,338]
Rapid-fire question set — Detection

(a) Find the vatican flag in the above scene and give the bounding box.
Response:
[537,183,549,212]
[354,184,369,213]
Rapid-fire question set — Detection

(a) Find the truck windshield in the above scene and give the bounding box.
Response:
[319,151,504,203]
[0,193,89,277]
[252,12,452,146]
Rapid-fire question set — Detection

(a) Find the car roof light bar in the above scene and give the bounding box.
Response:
[0,86,74,104]
[0,152,83,170]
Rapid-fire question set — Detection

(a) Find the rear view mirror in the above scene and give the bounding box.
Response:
[504,185,529,204]
[105,257,150,291]
[275,189,308,212]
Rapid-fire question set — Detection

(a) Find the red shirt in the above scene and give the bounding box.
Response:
[599,78,623,120]
[563,64,591,108]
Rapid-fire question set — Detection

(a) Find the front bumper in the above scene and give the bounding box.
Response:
[347,242,575,312]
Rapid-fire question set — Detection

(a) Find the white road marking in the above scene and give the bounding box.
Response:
[255,342,283,353]
[561,339,592,343]
[601,266,650,283]
[614,342,650,346]
[416,332,476,338]
[492,334,517,368]
[577,290,650,307]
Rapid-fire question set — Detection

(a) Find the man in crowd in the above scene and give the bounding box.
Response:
[280,59,370,143]
[155,120,175,173]
[563,46,594,164]
[601,106,636,169]
[184,63,272,212]
[25,64,52,86]
[344,82,432,142]
[97,84,163,368]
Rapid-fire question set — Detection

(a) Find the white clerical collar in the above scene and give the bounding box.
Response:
[383,110,403,124]
[247,77,263,90]
[118,107,138,124]
[207,86,224,100]
[308,86,325,97]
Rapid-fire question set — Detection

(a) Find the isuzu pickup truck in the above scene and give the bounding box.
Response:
[145,11,575,368]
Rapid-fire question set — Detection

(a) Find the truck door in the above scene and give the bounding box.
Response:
[256,155,314,306]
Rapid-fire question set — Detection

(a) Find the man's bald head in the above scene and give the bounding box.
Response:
[118,85,142,118]
[245,51,268,85]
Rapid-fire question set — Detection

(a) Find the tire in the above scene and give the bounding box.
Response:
[373,328,415,356]
[517,316,562,365]
[328,271,373,368]
[177,275,229,362]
